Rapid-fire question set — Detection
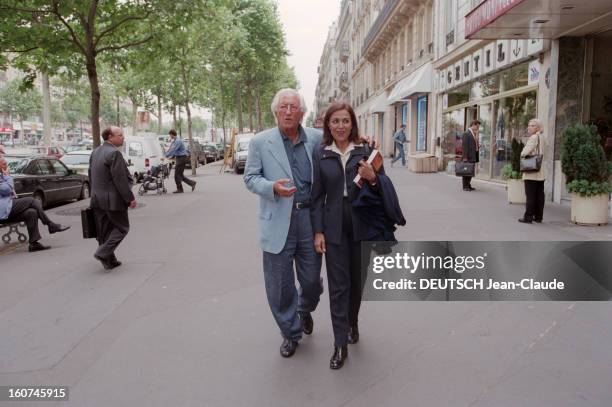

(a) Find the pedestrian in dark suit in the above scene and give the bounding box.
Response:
[0,156,70,252]
[165,129,196,193]
[461,120,481,191]
[311,102,388,370]
[89,126,136,270]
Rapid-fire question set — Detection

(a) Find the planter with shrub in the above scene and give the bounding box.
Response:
[501,138,526,204]
[561,123,612,225]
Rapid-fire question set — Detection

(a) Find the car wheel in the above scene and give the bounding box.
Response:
[79,182,90,200]
[33,191,46,208]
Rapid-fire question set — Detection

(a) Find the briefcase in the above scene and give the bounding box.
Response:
[455,162,475,177]
[81,207,97,239]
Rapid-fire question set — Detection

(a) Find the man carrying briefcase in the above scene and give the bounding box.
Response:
[461,120,481,191]
[89,126,137,270]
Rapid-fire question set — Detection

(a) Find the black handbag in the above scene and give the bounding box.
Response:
[81,207,97,239]
[455,162,475,177]
[520,134,543,172]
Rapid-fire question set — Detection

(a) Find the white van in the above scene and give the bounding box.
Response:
[232,133,254,174]
[121,135,165,182]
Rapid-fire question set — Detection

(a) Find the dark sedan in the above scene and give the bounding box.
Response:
[202,145,219,163]
[5,155,90,208]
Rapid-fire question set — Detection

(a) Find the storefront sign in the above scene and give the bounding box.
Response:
[416,96,428,152]
[528,60,540,86]
[465,0,526,38]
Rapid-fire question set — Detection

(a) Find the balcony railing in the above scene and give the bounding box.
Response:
[361,0,399,57]
[340,41,350,62]
[446,30,455,47]
[339,72,349,91]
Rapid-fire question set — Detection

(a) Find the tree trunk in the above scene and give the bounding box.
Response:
[247,83,254,132]
[180,60,196,175]
[172,105,177,129]
[116,96,120,126]
[131,100,138,136]
[85,57,101,147]
[256,84,263,132]
[41,72,52,147]
[236,79,243,133]
[157,94,162,134]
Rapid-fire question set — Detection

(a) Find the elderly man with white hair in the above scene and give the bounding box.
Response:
[244,88,324,358]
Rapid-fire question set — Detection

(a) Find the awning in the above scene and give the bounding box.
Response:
[369,92,390,114]
[387,62,433,104]
[465,0,612,39]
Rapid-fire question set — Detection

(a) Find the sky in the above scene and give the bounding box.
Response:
[276,0,341,116]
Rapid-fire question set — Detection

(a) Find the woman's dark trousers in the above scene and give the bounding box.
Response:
[324,199,363,347]
[524,180,545,221]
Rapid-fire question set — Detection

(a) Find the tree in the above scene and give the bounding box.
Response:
[0,78,42,141]
[0,0,157,146]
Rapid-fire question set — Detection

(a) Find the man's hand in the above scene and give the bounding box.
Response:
[358,160,376,182]
[129,199,137,209]
[360,135,378,149]
[314,232,326,254]
[0,167,9,176]
[273,178,297,197]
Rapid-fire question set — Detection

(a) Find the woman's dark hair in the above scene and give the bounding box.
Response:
[322,102,360,145]
[470,120,482,127]
[169,129,177,137]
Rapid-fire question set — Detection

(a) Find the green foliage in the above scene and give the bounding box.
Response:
[566,180,612,197]
[510,138,524,173]
[501,164,521,180]
[561,123,612,197]
[0,78,41,122]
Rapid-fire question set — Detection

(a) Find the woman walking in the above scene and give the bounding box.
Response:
[311,102,402,369]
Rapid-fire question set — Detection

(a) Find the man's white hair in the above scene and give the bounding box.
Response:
[271,88,307,121]
[529,118,543,131]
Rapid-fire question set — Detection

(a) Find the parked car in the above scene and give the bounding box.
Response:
[182,139,202,168]
[232,133,254,174]
[121,135,166,182]
[216,143,225,159]
[202,145,219,163]
[29,145,63,159]
[5,154,89,208]
[60,150,92,176]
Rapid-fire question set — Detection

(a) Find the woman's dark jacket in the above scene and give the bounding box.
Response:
[311,143,405,245]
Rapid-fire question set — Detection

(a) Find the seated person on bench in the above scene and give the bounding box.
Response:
[0,156,70,252]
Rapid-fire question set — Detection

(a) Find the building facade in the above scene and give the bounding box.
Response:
[315,21,339,121]
[315,0,612,211]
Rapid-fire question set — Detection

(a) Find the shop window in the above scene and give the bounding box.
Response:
[470,62,530,100]
[447,85,470,107]
[442,109,465,170]
[492,90,537,180]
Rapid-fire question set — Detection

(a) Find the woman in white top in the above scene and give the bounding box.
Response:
[519,118,546,224]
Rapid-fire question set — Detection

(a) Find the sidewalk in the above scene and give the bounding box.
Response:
[0,161,610,407]
[385,158,612,241]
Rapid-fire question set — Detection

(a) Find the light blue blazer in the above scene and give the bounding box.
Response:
[244,126,323,254]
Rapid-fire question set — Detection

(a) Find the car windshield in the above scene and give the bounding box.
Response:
[237,141,250,152]
[5,156,29,174]
[62,154,90,165]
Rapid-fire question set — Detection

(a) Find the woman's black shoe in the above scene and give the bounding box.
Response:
[518,218,532,224]
[348,325,359,344]
[329,346,348,370]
